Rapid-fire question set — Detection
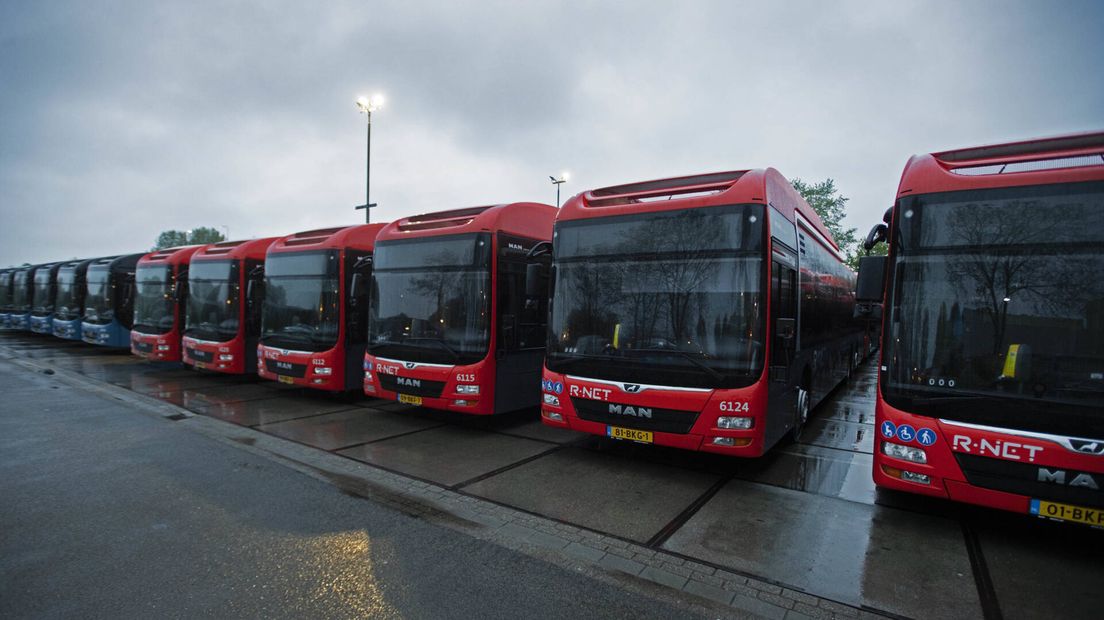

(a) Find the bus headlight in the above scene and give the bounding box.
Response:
[219,354,233,361]
[543,393,560,406]
[717,416,754,429]
[314,367,332,375]
[882,441,927,464]
[157,344,171,351]
[456,384,480,395]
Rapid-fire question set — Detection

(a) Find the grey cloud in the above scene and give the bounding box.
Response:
[1,0,1102,266]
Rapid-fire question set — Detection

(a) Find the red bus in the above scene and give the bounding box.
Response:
[540,170,864,455]
[363,203,556,414]
[856,132,1104,527]
[257,225,386,391]
[181,237,279,374]
[131,245,202,361]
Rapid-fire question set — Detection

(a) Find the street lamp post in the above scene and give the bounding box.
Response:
[550,172,570,208]
[354,94,385,223]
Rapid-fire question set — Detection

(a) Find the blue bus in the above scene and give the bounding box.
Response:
[81,253,144,347]
[9,266,37,331]
[0,268,13,328]
[52,258,103,341]
[29,263,63,334]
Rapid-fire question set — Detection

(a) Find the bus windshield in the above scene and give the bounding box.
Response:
[186,260,240,341]
[32,269,53,315]
[134,265,176,334]
[0,273,12,310]
[54,268,80,320]
[546,204,766,389]
[884,181,1104,437]
[83,266,113,325]
[368,234,492,365]
[13,271,30,311]
[261,251,340,352]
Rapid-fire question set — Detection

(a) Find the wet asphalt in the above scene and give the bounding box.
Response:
[0,344,704,620]
[2,331,1103,619]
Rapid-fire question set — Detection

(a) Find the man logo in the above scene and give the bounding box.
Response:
[405,362,416,369]
[396,376,422,388]
[1037,468,1100,491]
[608,403,652,418]
[622,384,643,393]
[1069,439,1104,455]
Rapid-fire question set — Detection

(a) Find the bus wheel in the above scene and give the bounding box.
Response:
[793,386,810,441]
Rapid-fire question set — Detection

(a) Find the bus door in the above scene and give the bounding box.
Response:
[767,245,798,444]
[345,251,373,390]
[494,234,548,413]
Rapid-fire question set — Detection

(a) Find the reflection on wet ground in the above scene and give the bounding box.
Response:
[4,330,1103,620]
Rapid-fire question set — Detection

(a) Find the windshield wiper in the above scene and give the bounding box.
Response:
[401,337,461,362]
[622,348,725,383]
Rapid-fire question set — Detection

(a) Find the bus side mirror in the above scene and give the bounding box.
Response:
[775,317,795,340]
[863,223,888,251]
[855,256,886,302]
[525,262,549,298]
[349,273,364,307]
[854,256,887,322]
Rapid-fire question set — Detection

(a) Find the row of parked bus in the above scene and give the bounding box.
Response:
[2,131,1102,526]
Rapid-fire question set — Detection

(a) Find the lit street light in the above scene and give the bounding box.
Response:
[354,94,385,223]
[550,171,570,208]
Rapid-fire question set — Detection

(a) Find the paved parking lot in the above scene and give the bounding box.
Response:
[3,332,1103,619]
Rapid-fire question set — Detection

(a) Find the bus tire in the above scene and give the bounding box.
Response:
[792,384,810,442]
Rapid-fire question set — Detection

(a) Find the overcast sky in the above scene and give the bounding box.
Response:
[1,0,1101,266]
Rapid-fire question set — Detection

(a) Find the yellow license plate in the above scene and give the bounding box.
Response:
[1030,499,1104,527]
[398,394,422,405]
[193,361,206,369]
[277,375,295,385]
[608,426,653,443]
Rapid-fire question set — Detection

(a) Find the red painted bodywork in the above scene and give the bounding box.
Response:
[256,224,386,391]
[540,169,849,456]
[181,237,279,375]
[871,132,1104,519]
[130,245,203,362]
[363,203,556,414]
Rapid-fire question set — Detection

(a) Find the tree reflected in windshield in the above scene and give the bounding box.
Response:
[886,182,1104,433]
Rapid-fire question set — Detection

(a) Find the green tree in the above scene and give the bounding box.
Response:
[188,227,226,245]
[152,227,226,250]
[791,178,868,269]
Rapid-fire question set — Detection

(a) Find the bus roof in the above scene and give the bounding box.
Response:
[898,131,1104,198]
[30,262,62,278]
[192,237,280,262]
[138,245,203,267]
[559,168,839,252]
[58,257,111,274]
[267,224,388,256]
[376,203,556,243]
[88,253,145,273]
